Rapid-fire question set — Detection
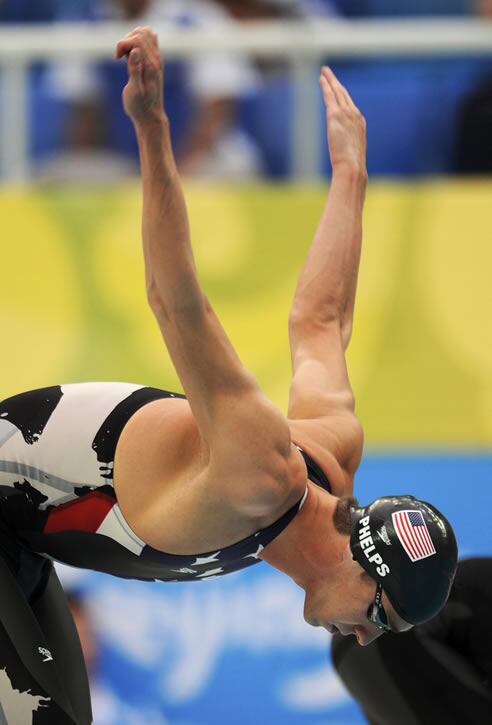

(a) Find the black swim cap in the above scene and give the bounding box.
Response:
[349,496,458,625]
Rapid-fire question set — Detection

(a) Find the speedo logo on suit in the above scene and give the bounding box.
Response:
[38,646,53,663]
[358,516,390,577]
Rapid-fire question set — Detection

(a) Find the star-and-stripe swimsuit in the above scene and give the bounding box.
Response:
[0,382,331,583]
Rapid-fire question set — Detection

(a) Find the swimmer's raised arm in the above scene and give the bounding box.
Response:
[115,28,198,316]
[115,28,292,487]
[288,68,366,475]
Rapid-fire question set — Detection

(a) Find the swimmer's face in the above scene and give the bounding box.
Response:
[303,558,413,646]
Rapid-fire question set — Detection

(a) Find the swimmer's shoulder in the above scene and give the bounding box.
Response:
[288,416,361,498]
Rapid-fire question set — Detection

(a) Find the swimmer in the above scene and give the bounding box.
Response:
[332,558,492,725]
[0,27,457,724]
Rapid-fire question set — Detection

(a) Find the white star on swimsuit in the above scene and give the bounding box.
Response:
[243,544,264,560]
[196,567,223,578]
[171,567,197,574]
[155,579,180,583]
[191,552,221,566]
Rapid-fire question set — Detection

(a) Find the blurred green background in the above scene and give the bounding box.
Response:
[1,180,491,446]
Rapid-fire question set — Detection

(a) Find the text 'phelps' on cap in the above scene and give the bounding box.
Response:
[349,496,458,625]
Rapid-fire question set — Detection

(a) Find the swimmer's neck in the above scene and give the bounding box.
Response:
[260,483,345,589]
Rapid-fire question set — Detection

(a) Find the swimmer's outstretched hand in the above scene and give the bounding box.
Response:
[320,67,367,175]
[116,27,165,126]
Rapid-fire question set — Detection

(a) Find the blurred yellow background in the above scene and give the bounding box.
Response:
[1,181,491,446]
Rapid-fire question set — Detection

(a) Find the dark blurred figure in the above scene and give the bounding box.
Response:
[332,558,492,725]
[66,593,98,688]
[66,589,169,724]
[454,1,492,174]
[454,74,492,174]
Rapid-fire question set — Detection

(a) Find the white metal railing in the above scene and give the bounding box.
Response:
[1,18,492,181]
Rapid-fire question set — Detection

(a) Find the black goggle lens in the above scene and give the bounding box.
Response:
[367,581,391,633]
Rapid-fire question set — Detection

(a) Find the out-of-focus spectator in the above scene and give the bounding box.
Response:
[453,0,492,174]
[477,0,492,14]
[37,0,262,182]
[217,0,344,177]
[454,73,492,174]
[66,590,170,725]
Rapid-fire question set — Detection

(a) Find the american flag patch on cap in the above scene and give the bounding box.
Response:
[392,510,436,562]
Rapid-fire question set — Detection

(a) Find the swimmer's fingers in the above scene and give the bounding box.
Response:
[320,73,338,114]
[320,66,349,111]
[320,67,366,172]
[115,26,161,65]
[116,27,165,124]
[115,30,142,60]
[321,66,362,116]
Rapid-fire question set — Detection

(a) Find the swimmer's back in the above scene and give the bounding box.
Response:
[114,386,309,554]
[0,381,307,562]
